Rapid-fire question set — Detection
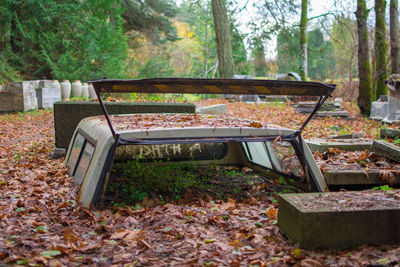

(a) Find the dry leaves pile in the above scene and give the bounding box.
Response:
[314,148,400,173]
[1,106,400,265]
[102,114,275,131]
[198,99,391,139]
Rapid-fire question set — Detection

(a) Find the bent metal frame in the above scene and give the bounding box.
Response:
[90,78,336,193]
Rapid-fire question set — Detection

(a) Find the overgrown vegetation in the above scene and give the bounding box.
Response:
[105,160,265,206]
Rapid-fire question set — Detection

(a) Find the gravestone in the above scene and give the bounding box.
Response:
[385,74,400,123]
[36,80,62,109]
[0,81,38,112]
[370,74,400,123]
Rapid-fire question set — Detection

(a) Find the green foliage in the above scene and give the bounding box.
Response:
[122,0,178,44]
[331,15,358,80]
[371,185,393,191]
[1,0,128,81]
[135,56,174,78]
[109,160,212,204]
[277,27,335,80]
[307,29,336,80]
[251,37,268,77]
[179,0,218,77]
[178,0,248,77]
[393,137,400,146]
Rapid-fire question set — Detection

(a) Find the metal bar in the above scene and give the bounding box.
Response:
[296,133,312,191]
[117,133,299,146]
[96,89,117,139]
[298,95,330,133]
[99,133,120,205]
[89,78,336,96]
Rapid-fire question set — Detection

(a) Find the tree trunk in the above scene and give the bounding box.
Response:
[375,0,388,98]
[211,0,234,78]
[299,0,308,80]
[390,0,399,73]
[356,0,373,116]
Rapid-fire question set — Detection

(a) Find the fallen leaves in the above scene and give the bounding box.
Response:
[2,106,400,266]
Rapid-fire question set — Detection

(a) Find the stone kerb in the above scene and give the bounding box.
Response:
[54,101,196,149]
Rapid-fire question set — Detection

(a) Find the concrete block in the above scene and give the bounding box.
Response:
[371,140,400,163]
[0,81,38,111]
[197,104,226,115]
[36,87,62,108]
[278,192,400,249]
[54,101,196,149]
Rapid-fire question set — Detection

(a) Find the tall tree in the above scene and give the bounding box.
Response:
[331,16,358,86]
[122,0,178,44]
[211,0,234,78]
[276,27,335,80]
[299,0,308,80]
[251,37,268,77]
[375,0,388,98]
[390,0,399,73]
[356,0,373,115]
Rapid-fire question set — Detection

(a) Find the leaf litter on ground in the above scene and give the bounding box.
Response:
[1,103,400,265]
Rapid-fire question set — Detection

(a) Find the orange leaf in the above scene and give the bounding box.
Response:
[266,208,277,220]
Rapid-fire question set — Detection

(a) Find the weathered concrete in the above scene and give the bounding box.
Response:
[328,133,363,140]
[278,193,400,249]
[370,101,388,120]
[306,139,372,153]
[261,96,288,102]
[326,170,400,185]
[315,110,349,117]
[36,80,61,108]
[371,140,400,163]
[380,127,400,139]
[54,101,196,149]
[197,104,226,115]
[0,81,38,111]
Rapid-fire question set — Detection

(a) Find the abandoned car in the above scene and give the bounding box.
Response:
[65,78,335,207]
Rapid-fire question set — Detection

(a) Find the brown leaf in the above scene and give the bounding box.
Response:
[299,258,324,267]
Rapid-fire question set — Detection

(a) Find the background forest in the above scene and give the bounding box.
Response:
[0,0,398,115]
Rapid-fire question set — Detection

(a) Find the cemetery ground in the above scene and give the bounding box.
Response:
[1,101,400,266]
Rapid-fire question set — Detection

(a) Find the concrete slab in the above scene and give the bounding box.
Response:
[325,170,400,185]
[315,110,349,117]
[278,192,400,249]
[306,139,372,153]
[371,140,400,163]
[197,104,226,115]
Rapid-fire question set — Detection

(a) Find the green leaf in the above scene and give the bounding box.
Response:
[204,239,216,244]
[17,259,28,264]
[15,207,25,212]
[255,222,265,228]
[376,258,391,265]
[41,250,62,257]
[33,225,48,233]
